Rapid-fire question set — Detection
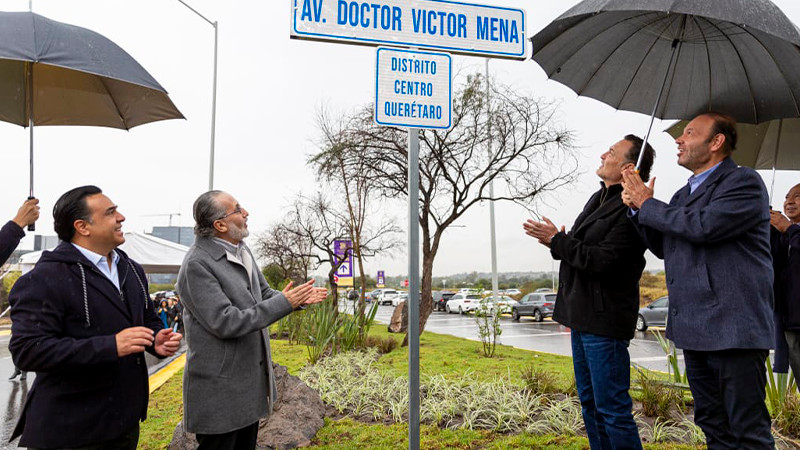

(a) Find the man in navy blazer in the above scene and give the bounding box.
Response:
[9,186,183,449]
[622,113,774,449]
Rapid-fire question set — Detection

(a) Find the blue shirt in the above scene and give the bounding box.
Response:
[688,160,724,194]
[72,244,120,291]
[630,160,726,215]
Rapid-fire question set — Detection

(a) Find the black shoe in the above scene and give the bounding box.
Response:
[8,368,21,380]
[19,372,26,381]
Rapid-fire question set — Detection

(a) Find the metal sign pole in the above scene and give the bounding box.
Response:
[407,127,420,450]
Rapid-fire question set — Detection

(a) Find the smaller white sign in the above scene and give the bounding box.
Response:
[375,47,451,129]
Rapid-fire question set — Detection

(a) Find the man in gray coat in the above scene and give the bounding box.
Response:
[622,112,774,449]
[177,190,326,449]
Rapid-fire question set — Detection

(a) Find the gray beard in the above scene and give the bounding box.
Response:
[228,223,249,242]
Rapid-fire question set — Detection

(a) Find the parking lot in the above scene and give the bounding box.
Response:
[354,301,683,374]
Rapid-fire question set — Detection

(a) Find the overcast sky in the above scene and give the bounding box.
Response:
[3,0,800,280]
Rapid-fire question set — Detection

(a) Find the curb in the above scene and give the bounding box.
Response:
[148,353,186,394]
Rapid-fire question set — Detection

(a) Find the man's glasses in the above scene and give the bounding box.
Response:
[216,207,243,221]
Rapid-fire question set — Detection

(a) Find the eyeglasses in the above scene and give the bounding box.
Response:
[216,207,243,221]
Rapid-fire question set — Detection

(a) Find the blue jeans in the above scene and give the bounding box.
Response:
[571,331,642,450]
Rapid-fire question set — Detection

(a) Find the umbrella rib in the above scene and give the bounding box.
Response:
[574,12,669,96]
[616,15,681,113]
[726,24,800,119]
[701,17,758,122]
[97,77,131,130]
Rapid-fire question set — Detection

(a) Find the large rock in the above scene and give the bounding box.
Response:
[387,301,408,333]
[169,363,325,449]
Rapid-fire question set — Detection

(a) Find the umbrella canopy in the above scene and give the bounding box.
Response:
[667,118,800,170]
[531,0,800,125]
[0,11,183,129]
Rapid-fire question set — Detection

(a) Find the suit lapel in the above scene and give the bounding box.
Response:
[683,158,737,207]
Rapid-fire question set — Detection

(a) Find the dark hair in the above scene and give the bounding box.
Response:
[53,185,103,242]
[193,190,226,237]
[702,112,737,154]
[622,134,656,182]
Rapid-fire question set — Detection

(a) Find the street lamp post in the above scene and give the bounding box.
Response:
[176,0,218,190]
[486,59,499,300]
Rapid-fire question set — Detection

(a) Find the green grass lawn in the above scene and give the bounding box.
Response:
[141,326,700,449]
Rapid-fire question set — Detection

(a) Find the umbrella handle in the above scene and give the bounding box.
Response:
[27,196,35,232]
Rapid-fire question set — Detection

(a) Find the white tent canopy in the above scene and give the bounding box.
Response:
[19,231,189,274]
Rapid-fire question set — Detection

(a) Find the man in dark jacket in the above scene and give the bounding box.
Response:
[1,197,39,381]
[9,186,182,449]
[524,135,654,449]
[622,113,774,448]
[772,184,800,386]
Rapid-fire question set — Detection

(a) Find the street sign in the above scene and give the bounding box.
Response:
[377,270,385,288]
[333,274,339,283]
[375,47,451,129]
[333,239,353,277]
[290,0,526,60]
[404,279,409,287]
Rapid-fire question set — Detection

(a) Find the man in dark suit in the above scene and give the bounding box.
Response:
[771,184,800,386]
[9,186,182,449]
[622,113,774,449]
[524,135,654,449]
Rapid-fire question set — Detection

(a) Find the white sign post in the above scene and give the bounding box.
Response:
[291,0,526,59]
[289,2,524,448]
[375,47,451,129]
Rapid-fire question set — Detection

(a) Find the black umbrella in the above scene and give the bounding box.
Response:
[531,0,800,167]
[0,11,183,223]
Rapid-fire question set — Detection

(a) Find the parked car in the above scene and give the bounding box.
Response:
[637,296,669,331]
[504,288,522,296]
[511,292,557,322]
[391,292,423,306]
[365,290,381,303]
[534,288,554,293]
[371,288,398,305]
[432,291,456,311]
[446,293,482,314]
[477,295,519,314]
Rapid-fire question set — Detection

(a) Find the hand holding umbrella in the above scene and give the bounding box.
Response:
[621,168,656,210]
[11,197,39,231]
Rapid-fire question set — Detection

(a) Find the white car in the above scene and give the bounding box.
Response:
[504,288,522,296]
[445,293,482,314]
[374,289,398,305]
[477,295,519,314]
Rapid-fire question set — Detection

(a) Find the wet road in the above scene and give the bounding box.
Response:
[361,302,682,373]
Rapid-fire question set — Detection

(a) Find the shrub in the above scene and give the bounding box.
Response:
[635,368,683,421]
[362,335,399,354]
[520,365,561,395]
[474,301,503,358]
[776,391,800,437]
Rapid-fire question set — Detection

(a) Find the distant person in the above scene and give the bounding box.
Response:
[1,198,40,382]
[622,112,774,448]
[8,185,182,449]
[158,299,170,328]
[177,190,326,449]
[771,184,800,386]
[524,135,654,449]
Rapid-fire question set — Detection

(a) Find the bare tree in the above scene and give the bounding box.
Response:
[310,107,403,313]
[314,73,579,342]
[255,221,313,285]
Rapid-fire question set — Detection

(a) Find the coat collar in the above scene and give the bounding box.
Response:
[573,183,625,235]
[683,157,738,207]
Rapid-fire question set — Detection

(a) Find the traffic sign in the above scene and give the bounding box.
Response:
[333,274,339,283]
[290,0,526,60]
[375,47,451,129]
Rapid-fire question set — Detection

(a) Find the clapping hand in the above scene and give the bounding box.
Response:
[523,217,565,248]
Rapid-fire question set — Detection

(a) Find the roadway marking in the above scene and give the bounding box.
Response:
[500,332,571,339]
[0,330,10,336]
[148,353,185,394]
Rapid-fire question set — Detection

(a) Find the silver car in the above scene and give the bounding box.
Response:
[636,296,669,331]
[511,292,557,322]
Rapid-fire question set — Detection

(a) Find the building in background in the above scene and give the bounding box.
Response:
[151,226,194,248]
